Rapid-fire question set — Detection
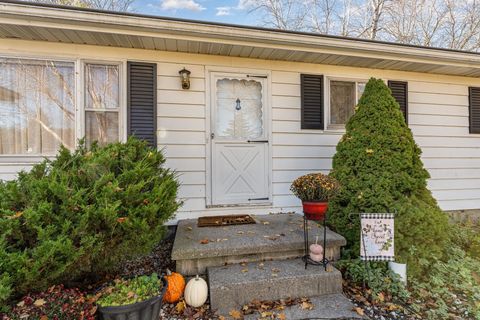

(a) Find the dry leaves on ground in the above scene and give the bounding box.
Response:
[240,297,312,318]
[229,309,243,319]
[354,307,365,316]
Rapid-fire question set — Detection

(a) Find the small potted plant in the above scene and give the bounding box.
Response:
[290,173,340,220]
[96,273,167,320]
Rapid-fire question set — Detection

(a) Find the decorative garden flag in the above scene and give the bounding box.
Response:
[360,213,395,261]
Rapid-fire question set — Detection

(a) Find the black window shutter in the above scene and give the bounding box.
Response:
[127,61,157,147]
[388,80,408,124]
[469,87,480,134]
[301,74,324,130]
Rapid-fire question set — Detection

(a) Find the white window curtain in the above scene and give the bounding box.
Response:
[84,63,120,147]
[330,80,367,125]
[0,58,75,155]
[215,78,263,139]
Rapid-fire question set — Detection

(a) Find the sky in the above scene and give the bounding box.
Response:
[132,0,261,26]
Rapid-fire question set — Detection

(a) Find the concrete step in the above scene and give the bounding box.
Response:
[244,294,363,320]
[208,259,343,316]
[172,213,346,275]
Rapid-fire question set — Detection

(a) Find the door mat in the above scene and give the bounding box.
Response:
[197,215,256,227]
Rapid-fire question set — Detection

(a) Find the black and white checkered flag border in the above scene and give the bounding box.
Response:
[360,213,395,220]
[360,255,395,261]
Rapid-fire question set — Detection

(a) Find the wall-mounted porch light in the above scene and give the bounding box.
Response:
[179,68,191,90]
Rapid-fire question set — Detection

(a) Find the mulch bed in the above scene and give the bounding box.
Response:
[342,280,419,320]
[120,232,176,277]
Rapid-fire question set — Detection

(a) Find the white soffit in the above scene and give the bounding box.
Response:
[1,1,480,77]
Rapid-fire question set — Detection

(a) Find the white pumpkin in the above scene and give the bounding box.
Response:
[184,275,208,307]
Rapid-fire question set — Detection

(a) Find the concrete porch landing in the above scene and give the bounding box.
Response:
[172,213,347,275]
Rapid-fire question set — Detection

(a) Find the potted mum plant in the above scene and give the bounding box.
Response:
[290,173,340,220]
[96,273,167,320]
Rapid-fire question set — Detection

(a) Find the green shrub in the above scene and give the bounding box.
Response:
[97,273,163,307]
[337,259,410,302]
[328,78,450,277]
[451,220,480,260]
[409,242,480,319]
[0,137,180,305]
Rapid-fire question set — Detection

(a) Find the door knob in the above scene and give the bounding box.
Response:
[235,98,241,110]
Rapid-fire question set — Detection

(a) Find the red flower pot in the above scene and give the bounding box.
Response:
[302,201,328,221]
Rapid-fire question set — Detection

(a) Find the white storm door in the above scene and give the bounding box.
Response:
[211,75,270,206]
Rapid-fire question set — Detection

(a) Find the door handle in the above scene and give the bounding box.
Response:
[248,197,269,201]
[247,140,268,143]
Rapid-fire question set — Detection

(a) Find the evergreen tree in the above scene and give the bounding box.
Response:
[328,78,450,277]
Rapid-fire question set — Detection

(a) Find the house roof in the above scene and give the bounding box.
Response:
[2,0,480,77]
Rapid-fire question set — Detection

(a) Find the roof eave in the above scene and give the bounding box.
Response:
[1,0,480,76]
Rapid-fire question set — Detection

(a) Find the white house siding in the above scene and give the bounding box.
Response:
[1,40,480,221]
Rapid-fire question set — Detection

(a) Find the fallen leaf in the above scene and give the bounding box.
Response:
[127,291,135,298]
[229,309,243,319]
[186,226,193,231]
[261,311,273,317]
[116,217,127,224]
[176,300,186,313]
[262,221,270,225]
[263,235,278,241]
[12,211,23,219]
[237,231,244,235]
[301,301,314,310]
[40,316,48,320]
[89,305,98,315]
[34,299,46,307]
[219,316,226,320]
[200,238,209,244]
[377,292,385,302]
[354,307,365,316]
[16,301,25,307]
[277,313,287,320]
[241,268,249,273]
[386,303,399,311]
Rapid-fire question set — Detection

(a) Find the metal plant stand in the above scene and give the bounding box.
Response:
[302,212,329,271]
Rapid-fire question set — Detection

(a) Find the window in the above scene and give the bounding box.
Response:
[328,79,366,127]
[0,58,75,155]
[215,78,264,139]
[84,63,121,147]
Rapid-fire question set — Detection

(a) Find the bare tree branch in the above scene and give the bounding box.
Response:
[19,0,135,11]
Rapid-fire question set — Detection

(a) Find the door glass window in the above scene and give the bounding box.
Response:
[215,78,263,139]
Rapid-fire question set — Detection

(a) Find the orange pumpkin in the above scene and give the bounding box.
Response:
[163,269,185,303]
